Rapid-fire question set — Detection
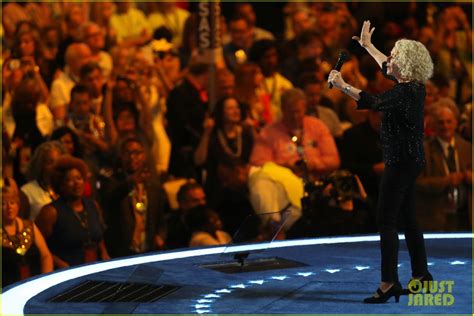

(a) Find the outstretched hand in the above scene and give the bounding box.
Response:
[352,20,375,48]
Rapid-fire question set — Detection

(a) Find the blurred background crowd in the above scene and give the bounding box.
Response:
[1,1,472,287]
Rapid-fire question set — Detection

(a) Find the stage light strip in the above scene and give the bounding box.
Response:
[1,233,471,315]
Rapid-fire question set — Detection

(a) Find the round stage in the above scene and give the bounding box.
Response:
[2,233,472,314]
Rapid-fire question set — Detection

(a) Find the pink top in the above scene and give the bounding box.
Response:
[250,116,340,175]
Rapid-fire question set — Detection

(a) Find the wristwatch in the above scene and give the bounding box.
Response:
[343,85,351,94]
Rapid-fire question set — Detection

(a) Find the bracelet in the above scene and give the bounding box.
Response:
[343,85,351,94]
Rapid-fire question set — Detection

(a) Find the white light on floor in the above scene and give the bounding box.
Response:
[197,299,214,303]
[354,266,370,271]
[196,309,211,314]
[215,289,232,294]
[427,262,434,266]
[450,260,466,265]
[296,272,314,277]
[248,280,265,285]
[230,284,246,289]
[325,269,340,274]
[204,294,220,299]
[271,276,288,281]
[194,304,210,309]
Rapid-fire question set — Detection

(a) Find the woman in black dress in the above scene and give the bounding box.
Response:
[35,156,109,268]
[328,20,434,303]
[194,97,255,196]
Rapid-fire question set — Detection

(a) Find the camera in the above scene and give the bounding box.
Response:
[325,170,358,202]
[302,169,363,214]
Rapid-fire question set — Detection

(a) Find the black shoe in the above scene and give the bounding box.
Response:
[363,282,402,304]
[401,272,433,295]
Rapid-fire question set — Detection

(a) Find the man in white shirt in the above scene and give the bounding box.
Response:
[218,162,304,231]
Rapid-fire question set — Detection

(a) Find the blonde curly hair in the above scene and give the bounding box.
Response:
[392,39,434,83]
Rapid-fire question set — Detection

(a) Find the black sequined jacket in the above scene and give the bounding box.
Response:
[356,62,425,166]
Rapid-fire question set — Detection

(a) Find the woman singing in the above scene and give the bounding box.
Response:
[328,21,434,304]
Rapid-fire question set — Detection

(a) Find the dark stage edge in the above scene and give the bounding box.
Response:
[2,233,472,315]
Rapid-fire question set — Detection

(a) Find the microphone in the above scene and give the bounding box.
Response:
[328,51,350,89]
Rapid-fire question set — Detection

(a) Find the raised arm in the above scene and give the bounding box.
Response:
[103,79,119,146]
[352,20,387,68]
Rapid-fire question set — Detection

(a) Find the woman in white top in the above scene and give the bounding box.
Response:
[21,141,66,220]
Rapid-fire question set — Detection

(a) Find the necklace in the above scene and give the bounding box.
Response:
[217,127,242,158]
[131,183,148,214]
[2,219,32,256]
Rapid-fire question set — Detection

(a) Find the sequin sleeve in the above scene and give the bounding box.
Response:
[356,84,407,112]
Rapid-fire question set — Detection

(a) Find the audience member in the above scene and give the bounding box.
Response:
[250,88,340,179]
[423,80,440,138]
[11,72,54,151]
[57,4,87,69]
[216,68,236,100]
[218,162,304,233]
[194,96,255,201]
[147,3,190,48]
[21,141,66,221]
[416,103,472,231]
[81,22,113,79]
[166,60,210,178]
[223,16,255,72]
[234,3,275,41]
[89,1,117,50]
[79,62,105,116]
[35,156,109,268]
[300,73,343,138]
[2,177,53,287]
[282,30,331,86]
[110,1,151,48]
[103,75,154,152]
[50,126,83,159]
[66,84,108,160]
[50,43,92,124]
[187,206,232,247]
[249,40,293,121]
[102,137,168,257]
[234,63,270,129]
[166,181,207,249]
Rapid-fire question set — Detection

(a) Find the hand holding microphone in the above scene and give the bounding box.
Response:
[328,51,349,89]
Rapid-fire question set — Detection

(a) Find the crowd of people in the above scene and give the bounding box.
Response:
[1,1,472,287]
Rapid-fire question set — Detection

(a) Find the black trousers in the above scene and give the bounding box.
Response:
[377,161,429,283]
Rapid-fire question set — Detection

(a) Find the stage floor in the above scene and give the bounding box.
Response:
[2,233,472,314]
